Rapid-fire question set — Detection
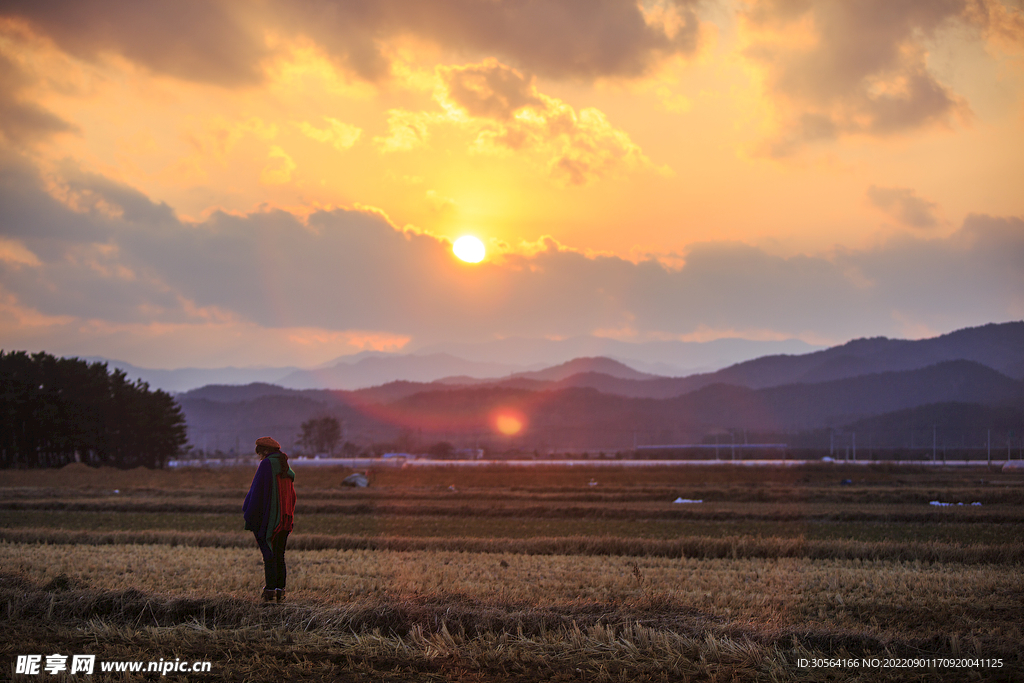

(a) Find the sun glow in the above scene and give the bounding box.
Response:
[493,412,524,436]
[453,235,486,263]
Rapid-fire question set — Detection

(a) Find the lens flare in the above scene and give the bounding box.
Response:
[453,235,486,263]
[494,413,524,435]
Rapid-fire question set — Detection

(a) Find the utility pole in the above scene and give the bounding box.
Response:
[932,425,936,463]
[852,432,856,461]
[987,429,991,465]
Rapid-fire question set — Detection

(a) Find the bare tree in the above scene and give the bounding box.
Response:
[297,416,342,456]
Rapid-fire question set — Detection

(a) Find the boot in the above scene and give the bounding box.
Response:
[276,588,286,603]
[262,588,276,602]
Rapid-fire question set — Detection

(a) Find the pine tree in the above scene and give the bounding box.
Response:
[0,351,188,468]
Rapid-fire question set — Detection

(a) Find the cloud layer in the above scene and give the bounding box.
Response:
[3,0,704,86]
[0,53,75,145]
[2,0,269,86]
[867,185,940,228]
[741,0,1000,153]
[0,1,1021,369]
[436,60,656,184]
[1,159,1020,365]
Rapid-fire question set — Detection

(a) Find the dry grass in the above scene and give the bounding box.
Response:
[3,463,1023,681]
[4,542,1022,640]
[7,497,1024,524]
[3,527,1024,566]
[5,503,1023,546]
[3,460,1021,494]
[0,572,798,682]
[3,543,1021,681]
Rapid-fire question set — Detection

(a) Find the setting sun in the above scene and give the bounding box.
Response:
[453,236,486,263]
[0,1,1019,370]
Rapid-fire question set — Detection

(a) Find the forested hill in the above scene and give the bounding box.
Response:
[343,321,1024,401]
[693,321,1024,388]
[176,359,1023,453]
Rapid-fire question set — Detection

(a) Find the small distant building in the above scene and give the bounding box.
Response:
[382,452,415,460]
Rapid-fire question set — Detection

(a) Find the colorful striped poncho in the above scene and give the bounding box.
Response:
[243,452,296,545]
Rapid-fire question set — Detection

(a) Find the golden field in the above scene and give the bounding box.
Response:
[2,462,1022,681]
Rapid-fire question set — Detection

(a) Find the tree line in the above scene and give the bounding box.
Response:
[0,351,188,469]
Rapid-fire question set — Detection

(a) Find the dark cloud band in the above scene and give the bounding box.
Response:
[2,0,704,86]
[1,160,1020,345]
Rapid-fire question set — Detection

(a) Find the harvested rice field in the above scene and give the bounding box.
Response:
[2,462,1022,681]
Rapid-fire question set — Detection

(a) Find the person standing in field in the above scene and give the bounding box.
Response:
[243,436,296,602]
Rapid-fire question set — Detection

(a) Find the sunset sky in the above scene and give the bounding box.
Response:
[1,0,1022,369]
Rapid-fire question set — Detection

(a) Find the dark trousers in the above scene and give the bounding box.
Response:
[254,531,289,590]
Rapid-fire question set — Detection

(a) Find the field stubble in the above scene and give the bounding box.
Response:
[2,463,1023,681]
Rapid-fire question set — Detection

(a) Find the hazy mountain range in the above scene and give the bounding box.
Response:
[89,336,822,393]
[174,321,1024,454]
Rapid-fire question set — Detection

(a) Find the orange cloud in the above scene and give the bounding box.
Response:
[374,109,439,152]
[260,146,296,185]
[296,117,362,151]
[0,237,42,268]
[0,49,76,145]
[439,60,542,120]
[740,0,980,154]
[436,60,661,185]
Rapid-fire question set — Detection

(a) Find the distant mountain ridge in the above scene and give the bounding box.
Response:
[508,357,656,382]
[410,335,823,376]
[177,360,1023,453]
[706,321,1024,388]
[276,353,528,390]
[175,321,1024,404]
[108,321,1024,453]
[81,358,300,393]
[84,323,1022,395]
[289,358,1019,451]
[669,359,1023,431]
[389,321,1024,400]
[82,335,827,392]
